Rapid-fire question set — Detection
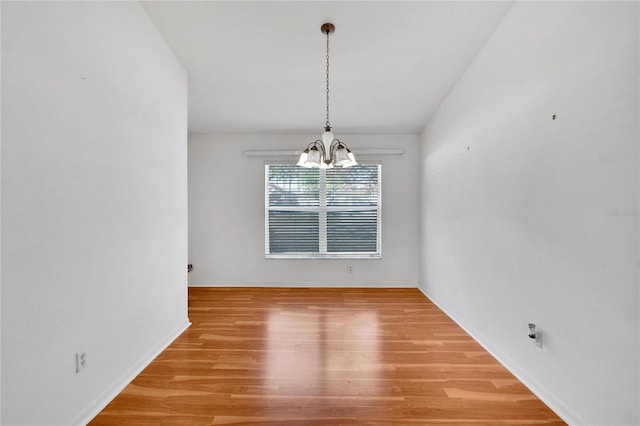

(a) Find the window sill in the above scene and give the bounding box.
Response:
[266,253,381,260]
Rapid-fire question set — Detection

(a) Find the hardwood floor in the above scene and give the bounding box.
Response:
[90,288,565,425]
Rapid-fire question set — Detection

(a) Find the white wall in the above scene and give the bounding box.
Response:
[419,2,638,425]
[0,3,3,421]
[1,3,189,425]
[189,134,420,287]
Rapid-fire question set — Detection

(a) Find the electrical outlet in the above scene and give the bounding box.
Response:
[76,351,87,373]
[347,265,354,274]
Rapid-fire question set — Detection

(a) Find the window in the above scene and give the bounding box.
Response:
[265,163,381,259]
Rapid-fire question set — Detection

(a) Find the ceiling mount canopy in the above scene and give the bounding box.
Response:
[320,22,335,35]
[297,22,357,169]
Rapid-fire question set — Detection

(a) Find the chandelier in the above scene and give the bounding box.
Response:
[297,23,357,169]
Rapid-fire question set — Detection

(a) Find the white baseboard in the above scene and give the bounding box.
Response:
[417,285,583,426]
[188,281,418,288]
[70,320,191,426]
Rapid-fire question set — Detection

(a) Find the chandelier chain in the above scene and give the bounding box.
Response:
[325,30,330,128]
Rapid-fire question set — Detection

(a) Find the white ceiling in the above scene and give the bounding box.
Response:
[141,1,514,135]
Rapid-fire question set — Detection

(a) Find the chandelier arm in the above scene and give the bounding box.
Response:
[329,139,342,163]
[311,140,326,158]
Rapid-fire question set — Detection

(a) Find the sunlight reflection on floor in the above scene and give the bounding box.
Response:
[265,307,380,396]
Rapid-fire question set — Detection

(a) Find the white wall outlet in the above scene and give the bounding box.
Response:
[76,351,87,373]
[346,265,354,274]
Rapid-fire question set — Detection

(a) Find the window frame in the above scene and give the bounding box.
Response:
[265,161,382,260]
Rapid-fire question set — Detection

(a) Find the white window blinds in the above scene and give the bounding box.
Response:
[265,164,381,259]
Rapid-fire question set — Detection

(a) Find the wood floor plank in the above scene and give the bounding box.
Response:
[89,288,565,425]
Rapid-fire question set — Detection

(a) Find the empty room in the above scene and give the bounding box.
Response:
[1,1,638,425]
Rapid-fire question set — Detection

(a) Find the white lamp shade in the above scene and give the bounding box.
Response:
[305,147,322,167]
[341,150,358,168]
[333,146,350,167]
[347,151,358,165]
[296,150,309,167]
